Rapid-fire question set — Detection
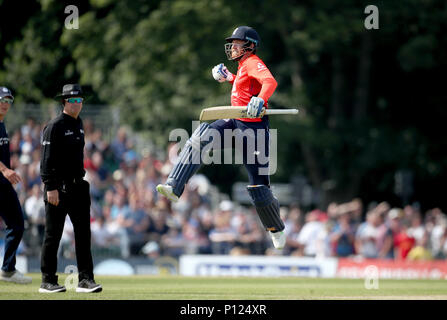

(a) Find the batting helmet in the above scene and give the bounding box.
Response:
[225,26,260,61]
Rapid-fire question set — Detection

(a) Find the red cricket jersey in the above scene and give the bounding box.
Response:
[229,54,277,122]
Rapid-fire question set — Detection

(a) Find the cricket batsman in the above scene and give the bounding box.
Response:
[157,26,286,249]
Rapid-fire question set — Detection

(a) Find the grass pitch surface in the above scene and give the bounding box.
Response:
[0,274,446,300]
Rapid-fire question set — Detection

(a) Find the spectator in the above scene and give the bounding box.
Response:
[110,193,129,220]
[105,193,131,258]
[376,207,396,259]
[161,227,185,257]
[111,127,128,163]
[407,210,426,246]
[282,206,303,255]
[407,230,433,261]
[198,209,214,239]
[25,160,41,190]
[208,201,238,254]
[21,118,39,142]
[349,198,364,228]
[141,241,160,260]
[147,203,170,243]
[330,211,356,257]
[326,202,339,223]
[430,210,447,259]
[393,218,415,260]
[355,210,380,258]
[24,184,45,253]
[182,218,210,254]
[296,210,326,257]
[123,194,150,255]
[9,131,22,157]
[91,215,117,247]
[232,208,265,254]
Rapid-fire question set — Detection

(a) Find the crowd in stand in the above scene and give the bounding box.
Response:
[1,117,446,261]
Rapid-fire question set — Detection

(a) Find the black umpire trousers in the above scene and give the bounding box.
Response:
[40,179,94,283]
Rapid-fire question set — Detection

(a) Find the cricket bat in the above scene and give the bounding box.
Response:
[199,106,299,121]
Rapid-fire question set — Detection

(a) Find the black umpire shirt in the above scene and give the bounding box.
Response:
[40,113,85,191]
[0,121,10,185]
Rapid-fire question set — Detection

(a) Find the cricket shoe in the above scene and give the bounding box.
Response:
[39,282,66,293]
[270,231,286,249]
[0,270,32,284]
[76,279,102,293]
[156,184,179,202]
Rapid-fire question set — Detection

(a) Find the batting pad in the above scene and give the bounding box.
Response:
[246,185,284,232]
[167,123,212,197]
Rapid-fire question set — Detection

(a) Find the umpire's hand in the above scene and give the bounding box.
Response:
[47,189,60,206]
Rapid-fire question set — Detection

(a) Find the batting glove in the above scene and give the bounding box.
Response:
[247,97,264,118]
[212,63,234,83]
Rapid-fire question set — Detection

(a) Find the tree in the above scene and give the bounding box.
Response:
[1,0,446,210]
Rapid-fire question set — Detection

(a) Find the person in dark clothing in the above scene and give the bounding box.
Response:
[39,84,101,293]
[0,86,32,284]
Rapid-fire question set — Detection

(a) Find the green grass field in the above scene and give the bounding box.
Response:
[0,274,446,300]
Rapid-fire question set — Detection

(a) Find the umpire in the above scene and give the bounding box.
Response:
[39,84,101,293]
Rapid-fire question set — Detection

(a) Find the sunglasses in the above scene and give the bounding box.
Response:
[0,97,13,104]
[65,97,84,104]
